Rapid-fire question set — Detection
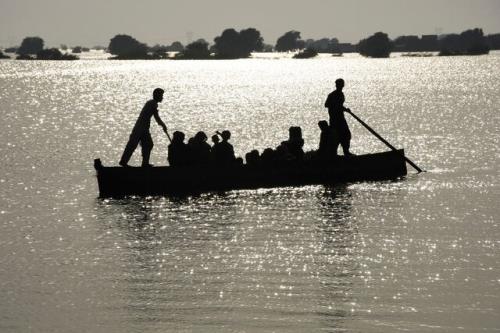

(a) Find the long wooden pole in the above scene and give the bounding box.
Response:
[347,110,424,173]
[164,129,172,143]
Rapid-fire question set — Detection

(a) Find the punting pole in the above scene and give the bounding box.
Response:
[347,110,424,173]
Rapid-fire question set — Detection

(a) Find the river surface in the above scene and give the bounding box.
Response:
[0,52,499,332]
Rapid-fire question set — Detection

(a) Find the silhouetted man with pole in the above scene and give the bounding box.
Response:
[119,88,168,167]
[324,78,353,156]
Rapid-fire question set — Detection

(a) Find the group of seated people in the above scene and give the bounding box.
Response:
[168,121,340,168]
[245,122,342,167]
[245,126,305,167]
[168,130,242,167]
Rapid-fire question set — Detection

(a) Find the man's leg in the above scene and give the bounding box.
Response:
[330,125,340,156]
[120,133,141,166]
[140,132,154,166]
[341,127,352,156]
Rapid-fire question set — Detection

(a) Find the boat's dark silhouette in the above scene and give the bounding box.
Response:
[119,88,168,167]
[99,82,425,197]
[94,150,407,197]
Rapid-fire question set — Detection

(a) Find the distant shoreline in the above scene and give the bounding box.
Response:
[2,50,498,62]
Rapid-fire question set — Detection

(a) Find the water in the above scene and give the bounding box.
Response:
[0,53,499,332]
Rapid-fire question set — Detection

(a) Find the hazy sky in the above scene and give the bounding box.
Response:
[1,0,499,47]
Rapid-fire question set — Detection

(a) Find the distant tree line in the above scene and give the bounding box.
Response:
[438,28,490,55]
[8,37,78,60]
[355,28,492,58]
[2,27,499,61]
[393,28,493,56]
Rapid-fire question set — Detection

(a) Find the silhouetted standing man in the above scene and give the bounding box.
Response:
[119,88,168,167]
[324,78,353,156]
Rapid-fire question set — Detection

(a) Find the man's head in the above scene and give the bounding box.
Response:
[195,131,208,142]
[221,130,231,141]
[211,134,220,144]
[173,131,185,143]
[335,78,345,90]
[153,88,164,102]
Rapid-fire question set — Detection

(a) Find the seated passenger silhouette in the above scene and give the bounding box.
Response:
[210,134,221,164]
[275,141,295,164]
[214,130,236,166]
[189,131,211,165]
[168,131,189,166]
[119,88,168,167]
[245,149,260,167]
[318,120,336,160]
[261,148,277,166]
[211,134,220,146]
[284,126,305,161]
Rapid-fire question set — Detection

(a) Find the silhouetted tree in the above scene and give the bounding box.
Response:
[275,31,304,52]
[36,48,78,60]
[175,40,211,59]
[239,28,264,53]
[213,28,263,58]
[17,37,44,55]
[304,38,340,53]
[439,28,489,56]
[108,34,148,59]
[60,44,68,50]
[167,41,184,52]
[358,32,392,58]
[72,46,82,53]
[5,47,18,53]
[214,28,241,58]
[460,28,489,55]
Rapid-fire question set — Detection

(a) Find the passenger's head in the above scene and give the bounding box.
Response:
[194,131,208,142]
[221,130,231,141]
[172,131,185,143]
[211,134,220,144]
[335,78,344,90]
[153,88,164,102]
[289,126,302,140]
[318,120,329,131]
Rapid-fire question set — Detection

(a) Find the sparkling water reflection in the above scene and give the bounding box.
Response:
[0,53,499,332]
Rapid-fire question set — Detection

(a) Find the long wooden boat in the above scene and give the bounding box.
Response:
[94,149,407,197]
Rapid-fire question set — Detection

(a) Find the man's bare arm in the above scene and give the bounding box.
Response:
[154,111,168,133]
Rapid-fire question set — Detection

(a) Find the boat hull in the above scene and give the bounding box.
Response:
[94,150,407,197]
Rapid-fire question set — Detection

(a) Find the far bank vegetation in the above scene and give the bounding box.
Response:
[3,27,498,62]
